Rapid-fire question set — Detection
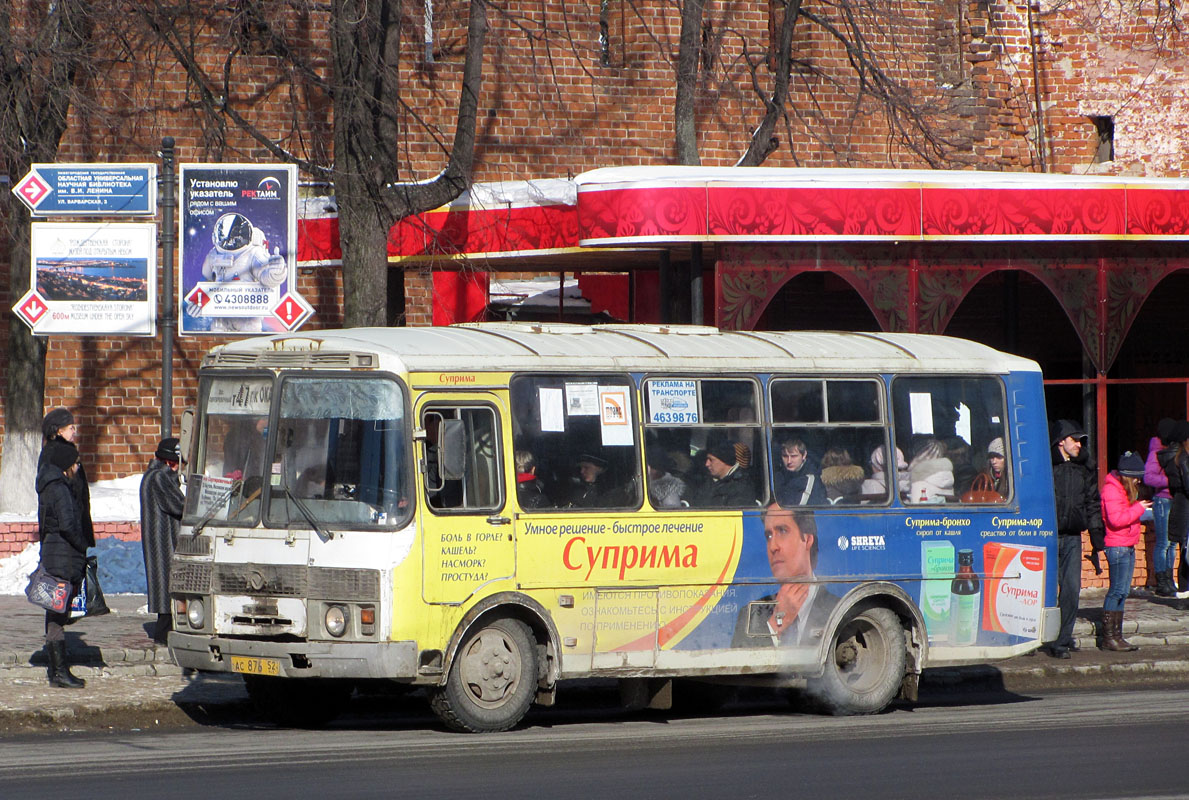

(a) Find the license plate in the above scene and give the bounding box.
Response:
[230,655,281,676]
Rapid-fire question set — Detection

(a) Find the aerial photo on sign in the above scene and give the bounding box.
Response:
[36,256,148,302]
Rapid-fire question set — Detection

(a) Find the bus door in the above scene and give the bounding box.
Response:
[416,395,514,605]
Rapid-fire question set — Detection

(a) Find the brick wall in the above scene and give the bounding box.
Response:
[0,522,141,559]
[2,0,1189,481]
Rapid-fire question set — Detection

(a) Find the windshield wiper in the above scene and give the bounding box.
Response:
[278,445,336,541]
[286,487,336,542]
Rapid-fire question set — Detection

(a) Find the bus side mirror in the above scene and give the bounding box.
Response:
[180,408,195,468]
[439,418,466,480]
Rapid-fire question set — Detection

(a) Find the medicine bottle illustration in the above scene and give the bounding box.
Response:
[951,548,981,646]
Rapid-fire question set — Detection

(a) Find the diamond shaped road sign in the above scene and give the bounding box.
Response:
[13,170,52,211]
[272,291,314,330]
[185,285,211,313]
[12,289,50,330]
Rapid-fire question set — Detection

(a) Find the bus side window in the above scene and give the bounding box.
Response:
[422,406,503,513]
[891,376,1009,505]
[771,379,886,507]
[510,374,641,511]
[644,377,764,509]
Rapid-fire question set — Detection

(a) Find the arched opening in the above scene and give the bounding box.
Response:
[945,270,1089,438]
[755,271,881,332]
[1107,270,1189,455]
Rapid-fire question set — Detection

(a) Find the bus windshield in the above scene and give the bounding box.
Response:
[184,374,410,529]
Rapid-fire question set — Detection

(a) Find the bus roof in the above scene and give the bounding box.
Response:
[204,324,1040,375]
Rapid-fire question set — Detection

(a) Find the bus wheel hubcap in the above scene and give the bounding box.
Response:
[460,629,521,706]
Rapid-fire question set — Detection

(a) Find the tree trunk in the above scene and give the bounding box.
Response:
[674,0,704,166]
[0,199,46,514]
[337,193,394,328]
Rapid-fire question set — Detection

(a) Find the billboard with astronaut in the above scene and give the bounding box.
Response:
[179,164,301,335]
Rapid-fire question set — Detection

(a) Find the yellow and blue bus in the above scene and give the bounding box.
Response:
[170,323,1058,731]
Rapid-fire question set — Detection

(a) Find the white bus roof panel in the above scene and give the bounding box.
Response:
[206,324,1039,375]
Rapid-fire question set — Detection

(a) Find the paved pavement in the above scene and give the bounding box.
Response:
[2,589,1189,733]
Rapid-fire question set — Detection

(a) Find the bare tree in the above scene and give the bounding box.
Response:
[0,1,102,513]
[675,0,963,168]
[141,0,489,328]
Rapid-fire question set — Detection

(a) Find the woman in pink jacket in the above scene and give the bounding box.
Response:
[1100,452,1152,651]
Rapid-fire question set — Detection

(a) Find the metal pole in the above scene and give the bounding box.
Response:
[658,251,671,324]
[159,137,176,439]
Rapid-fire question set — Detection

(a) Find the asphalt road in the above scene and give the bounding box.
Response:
[2,686,1185,799]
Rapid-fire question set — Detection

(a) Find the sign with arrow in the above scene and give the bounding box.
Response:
[12,163,156,216]
[12,289,50,329]
[14,223,158,336]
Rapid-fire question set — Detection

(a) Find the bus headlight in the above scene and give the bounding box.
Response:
[186,597,206,629]
[325,605,347,637]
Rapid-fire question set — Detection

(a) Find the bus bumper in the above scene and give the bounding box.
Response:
[169,632,418,680]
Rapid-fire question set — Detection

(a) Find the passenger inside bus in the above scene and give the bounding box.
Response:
[860,445,909,503]
[567,453,614,508]
[944,436,978,498]
[515,450,549,509]
[820,447,866,505]
[773,437,826,506]
[646,450,687,508]
[693,437,757,507]
[906,438,955,503]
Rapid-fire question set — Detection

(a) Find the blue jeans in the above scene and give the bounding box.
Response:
[1153,496,1174,574]
[1056,534,1082,649]
[1104,546,1136,612]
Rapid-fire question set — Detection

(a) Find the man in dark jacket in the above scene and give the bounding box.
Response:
[773,437,827,506]
[36,439,88,688]
[141,437,186,644]
[697,438,757,507]
[1048,419,1104,659]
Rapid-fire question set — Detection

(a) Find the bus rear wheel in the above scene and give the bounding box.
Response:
[430,617,537,733]
[807,606,905,716]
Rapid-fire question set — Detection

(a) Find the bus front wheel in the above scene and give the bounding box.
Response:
[430,617,537,733]
[807,606,905,716]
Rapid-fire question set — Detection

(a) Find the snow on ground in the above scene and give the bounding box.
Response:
[0,475,148,596]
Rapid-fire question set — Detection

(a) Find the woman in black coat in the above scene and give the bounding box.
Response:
[38,407,95,551]
[37,439,89,689]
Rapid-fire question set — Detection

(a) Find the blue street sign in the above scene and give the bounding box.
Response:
[13,163,157,216]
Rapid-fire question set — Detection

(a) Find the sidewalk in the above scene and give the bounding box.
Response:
[2,590,1188,732]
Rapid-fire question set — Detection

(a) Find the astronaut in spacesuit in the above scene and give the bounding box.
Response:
[198,212,288,333]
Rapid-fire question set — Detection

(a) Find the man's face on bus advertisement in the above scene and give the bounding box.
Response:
[764,506,814,580]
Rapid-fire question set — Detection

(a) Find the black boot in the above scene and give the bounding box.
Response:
[1157,570,1177,598]
[47,640,85,689]
[153,613,172,645]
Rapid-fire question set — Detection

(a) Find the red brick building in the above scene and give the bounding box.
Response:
[2,0,1188,503]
